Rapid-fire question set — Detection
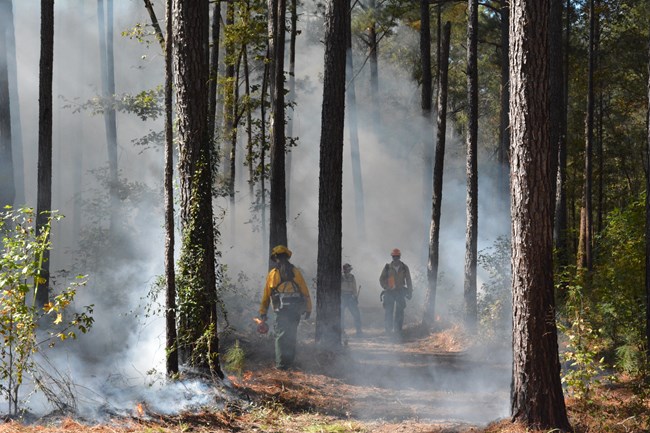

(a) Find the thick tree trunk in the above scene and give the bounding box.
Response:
[268,0,288,253]
[36,0,54,308]
[464,0,478,331]
[509,0,571,430]
[172,0,222,378]
[164,0,178,376]
[0,0,14,208]
[347,0,365,241]
[423,21,451,329]
[316,0,347,348]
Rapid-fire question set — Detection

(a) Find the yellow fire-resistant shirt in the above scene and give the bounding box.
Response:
[259,266,312,316]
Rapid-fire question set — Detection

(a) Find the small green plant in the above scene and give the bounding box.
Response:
[0,207,94,415]
[558,280,606,401]
[223,340,246,377]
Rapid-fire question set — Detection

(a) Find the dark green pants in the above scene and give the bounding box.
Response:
[383,289,406,333]
[274,307,302,369]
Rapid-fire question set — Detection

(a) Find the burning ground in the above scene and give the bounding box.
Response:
[1,311,648,433]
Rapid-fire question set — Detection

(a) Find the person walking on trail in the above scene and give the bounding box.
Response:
[341,263,363,337]
[258,245,312,370]
[379,248,413,335]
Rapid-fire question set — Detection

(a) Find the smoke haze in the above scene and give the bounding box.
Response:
[5,0,510,423]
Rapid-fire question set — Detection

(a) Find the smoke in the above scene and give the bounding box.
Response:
[5,0,510,424]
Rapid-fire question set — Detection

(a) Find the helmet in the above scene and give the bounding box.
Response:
[391,248,401,257]
[257,321,269,334]
[342,263,352,271]
[271,245,292,258]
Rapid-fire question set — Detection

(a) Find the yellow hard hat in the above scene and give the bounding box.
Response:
[271,245,292,258]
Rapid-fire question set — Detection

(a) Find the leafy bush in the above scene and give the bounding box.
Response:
[0,207,93,415]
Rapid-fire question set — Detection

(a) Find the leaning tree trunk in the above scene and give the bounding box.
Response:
[464,0,479,332]
[316,0,347,349]
[172,0,223,379]
[423,21,451,330]
[346,0,366,241]
[0,0,14,208]
[35,0,54,308]
[509,0,571,430]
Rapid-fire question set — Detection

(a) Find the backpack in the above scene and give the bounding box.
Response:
[271,264,305,312]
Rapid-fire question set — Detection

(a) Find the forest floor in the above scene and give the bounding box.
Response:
[1,310,649,433]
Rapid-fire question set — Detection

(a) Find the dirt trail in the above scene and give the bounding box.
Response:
[234,315,511,429]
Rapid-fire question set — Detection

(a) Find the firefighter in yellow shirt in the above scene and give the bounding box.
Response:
[379,248,412,335]
[259,245,312,369]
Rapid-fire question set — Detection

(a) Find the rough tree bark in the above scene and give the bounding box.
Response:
[172,0,223,378]
[464,0,478,331]
[509,0,571,429]
[164,0,178,377]
[35,0,54,308]
[316,0,347,348]
[268,0,288,253]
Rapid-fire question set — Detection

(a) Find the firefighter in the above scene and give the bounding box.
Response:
[259,245,312,370]
[341,263,363,336]
[379,248,413,335]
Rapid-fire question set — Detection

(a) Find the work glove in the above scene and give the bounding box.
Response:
[302,311,311,320]
[260,313,268,322]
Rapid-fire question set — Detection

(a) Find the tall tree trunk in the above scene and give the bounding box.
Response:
[224,2,236,202]
[316,0,347,348]
[0,0,14,208]
[420,0,433,228]
[509,0,571,429]
[368,0,380,127]
[260,57,269,246]
[555,0,570,269]
[35,0,54,308]
[286,0,297,219]
[549,0,563,222]
[172,0,223,378]
[208,1,221,149]
[164,0,178,376]
[579,0,596,272]
[4,0,22,206]
[464,0,479,331]
[347,0,366,241]
[646,22,650,360]
[423,21,451,330]
[98,0,119,232]
[498,0,509,203]
[268,0,288,252]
